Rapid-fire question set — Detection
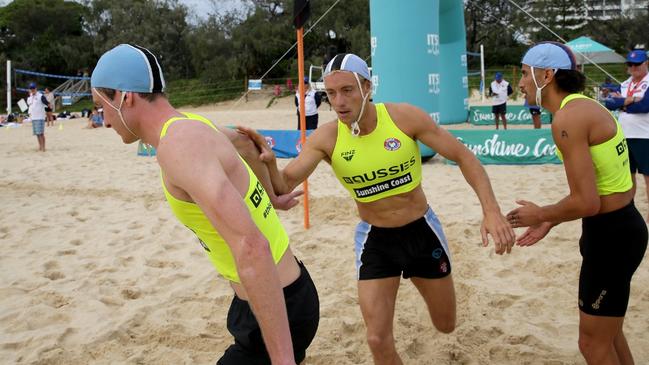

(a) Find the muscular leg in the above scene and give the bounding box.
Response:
[501,113,508,130]
[410,275,456,333]
[578,311,627,365]
[494,114,500,130]
[358,277,403,365]
[613,328,634,365]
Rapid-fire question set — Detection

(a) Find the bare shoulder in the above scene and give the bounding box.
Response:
[384,102,434,136]
[157,120,229,169]
[552,98,600,130]
[384,102,427,118]
[551,101,592,142]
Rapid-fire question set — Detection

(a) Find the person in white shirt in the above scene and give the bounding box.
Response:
[295,77,322,130]
[605,50,649,221]
[27,82,49,152]
[490,72,513,130]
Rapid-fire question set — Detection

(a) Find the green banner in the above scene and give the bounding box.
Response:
[448,129,561,165]
[469,105,552,125]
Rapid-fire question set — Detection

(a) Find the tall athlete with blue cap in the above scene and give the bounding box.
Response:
[508,42,647,365]
[241,53,516,364]
[91,44,319,365]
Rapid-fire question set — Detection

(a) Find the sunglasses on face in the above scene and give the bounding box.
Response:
[626,62,644,67]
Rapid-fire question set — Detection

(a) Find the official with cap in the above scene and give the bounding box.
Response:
[606,49,649,221]
[26,82,49,151]
[490,72,513,129]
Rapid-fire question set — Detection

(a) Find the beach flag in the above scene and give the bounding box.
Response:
[293,0,310,29]
[294,0,311,228]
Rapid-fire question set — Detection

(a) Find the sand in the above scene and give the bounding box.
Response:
[1,96,647,365]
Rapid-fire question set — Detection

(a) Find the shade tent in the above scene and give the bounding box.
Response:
[565,36,625,64]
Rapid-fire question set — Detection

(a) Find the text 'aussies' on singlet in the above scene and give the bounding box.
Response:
[159,112,289,282]
[331,103,422,202]
[557,94,632,195]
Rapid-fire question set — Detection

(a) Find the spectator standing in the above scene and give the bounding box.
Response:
[295,77,322,130]
[605,50,649,221]
[490,72,513,130]
[27,82,48,152]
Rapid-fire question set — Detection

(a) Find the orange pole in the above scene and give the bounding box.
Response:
[296,27,310,229]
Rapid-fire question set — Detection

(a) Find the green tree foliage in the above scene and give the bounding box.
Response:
[84,0,194,79]
[229,1,295,79]
[526,0,587,42]
[0,0,94,74]
[464,0,528,66]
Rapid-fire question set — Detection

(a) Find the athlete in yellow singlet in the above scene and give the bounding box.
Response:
[241,53,516,365]
[508,42,647,365]
[90,44,319,365]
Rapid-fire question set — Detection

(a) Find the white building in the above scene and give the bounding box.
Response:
[585,0,648,19]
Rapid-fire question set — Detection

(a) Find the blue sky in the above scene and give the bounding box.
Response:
[0,0,245,19]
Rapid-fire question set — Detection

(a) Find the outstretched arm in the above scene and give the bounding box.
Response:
[218,126,302,210]
[395,104,515,254]
[236,125,328,195]
[158,125,296,365]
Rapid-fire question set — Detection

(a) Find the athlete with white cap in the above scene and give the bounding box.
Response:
[91,44,319,365]
[241,53,515,365]
[508,41,647,365]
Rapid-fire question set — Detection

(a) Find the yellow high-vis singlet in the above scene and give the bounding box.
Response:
[159,112,289,282]
[557,94,633,195]
[331,103,422,202]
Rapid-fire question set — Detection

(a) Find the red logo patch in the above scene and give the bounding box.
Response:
[384,138,401,151]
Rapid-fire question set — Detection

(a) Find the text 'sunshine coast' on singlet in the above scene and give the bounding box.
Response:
[557,94,633,196]
[331,103,422,202]
[159,112,289,283]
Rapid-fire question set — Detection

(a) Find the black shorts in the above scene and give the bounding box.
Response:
[296,114,318,130]
[492,103,507,115]
[529,107,541,115]
[354,207,452,280]
[45,107,52,113]
[217,259,320,365]
[627,138,649,175]
[578,201,647,317]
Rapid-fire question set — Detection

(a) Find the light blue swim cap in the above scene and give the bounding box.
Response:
[324,53,371,80]
[91,44,166,93]
[522,42,577,71]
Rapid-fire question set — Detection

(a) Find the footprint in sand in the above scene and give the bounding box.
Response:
[121,288,141,300]
[44,271,65,280]
[69,239,82,246]
[127,222,143,230]
[488,294,521,310]
[145,259,181,269]
[0,226,10,240]
[39,291,71,308]
[57,249,76,256]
